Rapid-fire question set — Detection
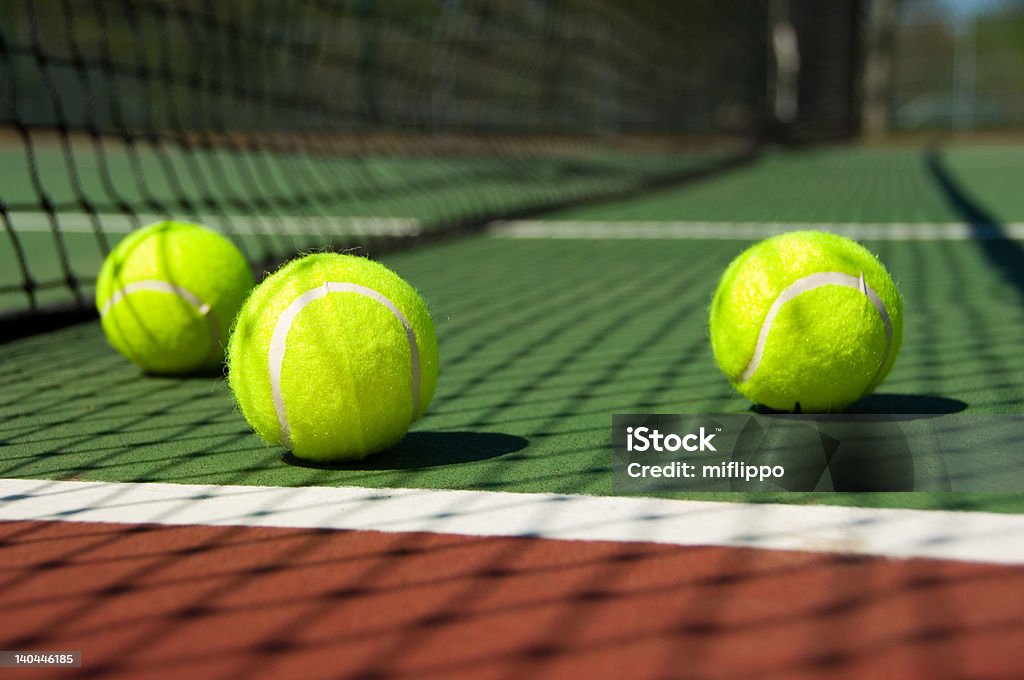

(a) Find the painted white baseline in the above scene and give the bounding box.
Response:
[1,479,1022,565]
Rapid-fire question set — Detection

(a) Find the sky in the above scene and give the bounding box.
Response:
[924,0,1023,23]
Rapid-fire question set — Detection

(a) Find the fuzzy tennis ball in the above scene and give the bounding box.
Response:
[227,252,439,462]
[96,221,254,375]
[709,230,903,412]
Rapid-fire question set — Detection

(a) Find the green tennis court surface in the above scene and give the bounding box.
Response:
[6,144,1023,313]
[0,140,735,315]
[5,143,1024,514]
[543,145,1024,223]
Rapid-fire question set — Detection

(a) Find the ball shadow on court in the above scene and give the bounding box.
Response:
[739,394,967,491]
[282,431,528,470]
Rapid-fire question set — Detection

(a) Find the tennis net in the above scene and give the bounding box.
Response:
[0,0,861,319]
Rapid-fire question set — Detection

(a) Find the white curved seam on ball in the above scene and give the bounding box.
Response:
[100,280,219,355]
[268,282,421,451]
[860,273,894,392]
[739,271,893,384]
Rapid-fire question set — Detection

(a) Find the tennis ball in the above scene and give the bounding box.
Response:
[227,252,439,462]
[96,221,254,375]
[709,230,903,412]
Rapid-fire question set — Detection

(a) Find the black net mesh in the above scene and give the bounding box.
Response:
[0,0,863,319]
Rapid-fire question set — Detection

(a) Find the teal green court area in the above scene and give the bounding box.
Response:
[7,144,1024,315]
[4,143,1024,514]
[0,139,728,314]
[544,145,1024,224]
[4,233,1024,514]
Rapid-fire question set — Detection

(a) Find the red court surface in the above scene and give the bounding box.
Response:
[1,519,1022,680]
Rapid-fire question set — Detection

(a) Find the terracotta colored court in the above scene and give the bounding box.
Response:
[2,519,1021,680]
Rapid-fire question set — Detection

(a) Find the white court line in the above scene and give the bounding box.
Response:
[489,220,1024,240]
[5,212,423,237]
[1,478,1022,565]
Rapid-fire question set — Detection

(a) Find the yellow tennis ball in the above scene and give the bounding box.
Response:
[227,252,439,462]
[709,230,903,412]
[96,221,254,375]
